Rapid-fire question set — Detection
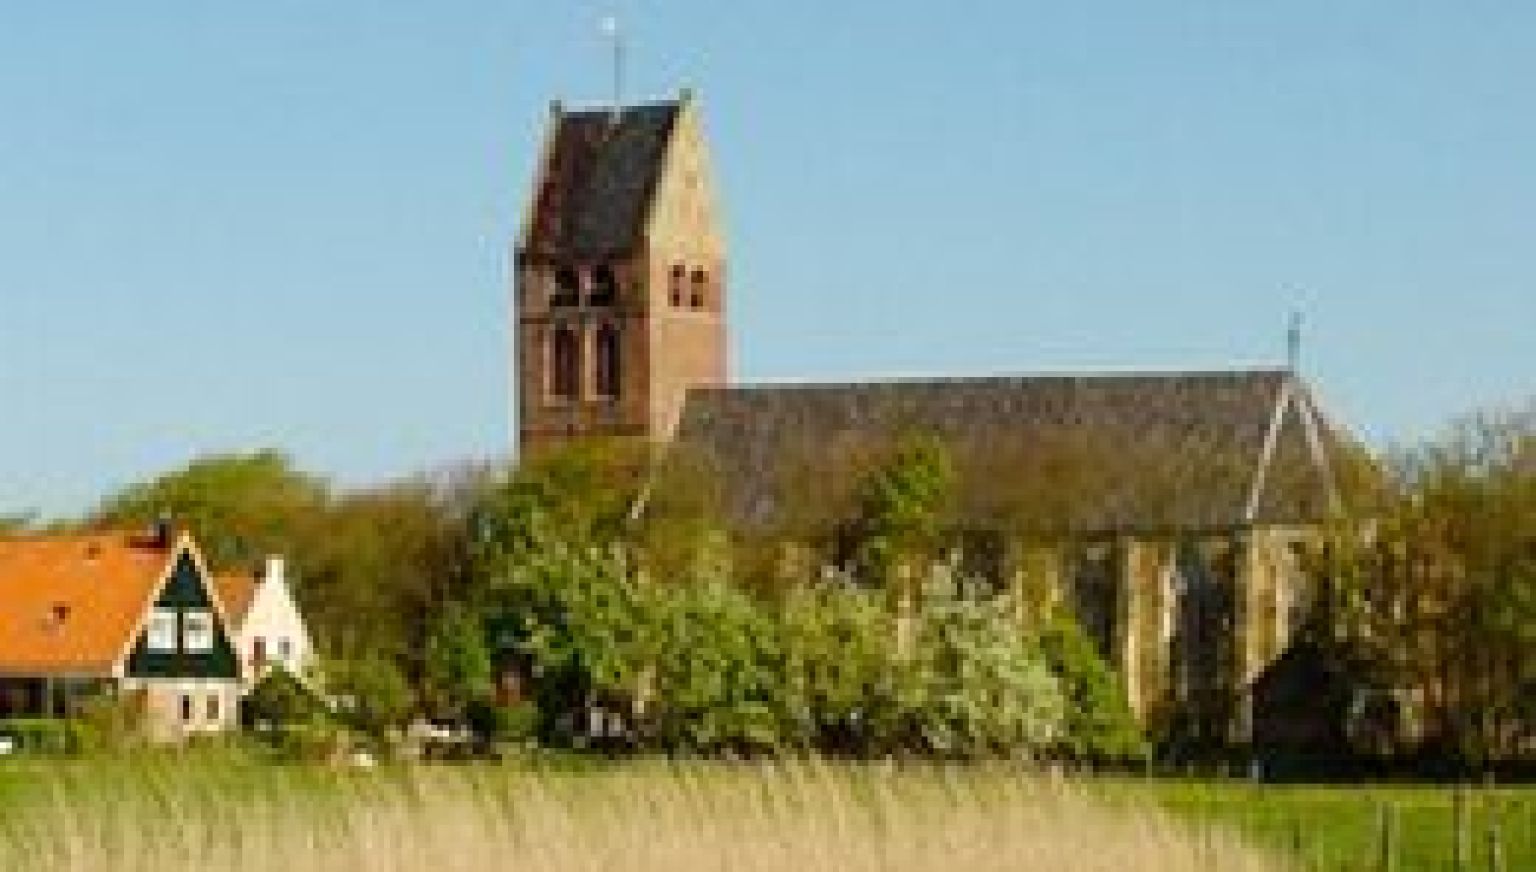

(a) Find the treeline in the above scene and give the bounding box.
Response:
[34,439,1140,760]
[1308,402,1535,768]
[11,398,1531,764]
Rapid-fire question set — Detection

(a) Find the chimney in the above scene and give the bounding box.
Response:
[151,514,174,549]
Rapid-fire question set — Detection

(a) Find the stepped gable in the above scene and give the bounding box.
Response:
[523,101,682,258]
[671,369,1340,534]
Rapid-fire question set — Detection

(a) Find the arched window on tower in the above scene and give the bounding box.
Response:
[589,265,618,307]
[551,326,581,400]
[594,324,621,399]
[552,267,581,308]
[689,268,708,309]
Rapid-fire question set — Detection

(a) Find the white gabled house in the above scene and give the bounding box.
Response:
[214,557,314,690]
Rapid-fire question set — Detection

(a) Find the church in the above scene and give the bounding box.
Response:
[512,91,1351,748]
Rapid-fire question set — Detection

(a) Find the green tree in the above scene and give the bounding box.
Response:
[1037,614,1146,761]
[1316,400,1535,764]
[325,656,414,738]
[89,450,328,567]
[851,434,955,583]
[422,602,494,722]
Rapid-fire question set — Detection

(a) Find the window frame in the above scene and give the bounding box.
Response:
[181,609,215,653]
[148,609,179,651]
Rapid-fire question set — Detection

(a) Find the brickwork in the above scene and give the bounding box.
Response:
[515,94,726,458]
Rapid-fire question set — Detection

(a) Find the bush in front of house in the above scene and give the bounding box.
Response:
[0,718,98,755]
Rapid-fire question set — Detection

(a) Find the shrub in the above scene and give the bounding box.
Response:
[1037,614,1147,763]
[245,667,329,729]
[0,718,91,755]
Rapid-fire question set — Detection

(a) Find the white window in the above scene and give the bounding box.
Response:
[277,637,293,663]
[148,609,178,651]
[182,610,214,652]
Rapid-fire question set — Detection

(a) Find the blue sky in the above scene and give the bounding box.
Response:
[2,2,1532,517]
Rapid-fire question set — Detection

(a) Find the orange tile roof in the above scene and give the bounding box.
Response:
[0,533,175,676]
[212,571,259,630]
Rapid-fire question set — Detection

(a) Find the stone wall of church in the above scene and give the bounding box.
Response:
[1025,528,1311,746]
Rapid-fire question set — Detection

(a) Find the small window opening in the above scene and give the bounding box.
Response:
[669,265,685,307]
[589,265,618,306]
[551,267,581,307]
[182,610,214,652]
[595,324,621,399]
[551,326,582,400]
[206,694,221,723]
[689,269,707,309]
[180,695,193,723]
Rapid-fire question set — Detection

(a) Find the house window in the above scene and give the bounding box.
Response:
[669,265,685,307]
[589,265,618,306]
[278,637,293,663]
[182,610,214,652]
[551,326,581,400]
[551,267,581,307]
[253,636,268,667]
[180,694,193,723]
[594,324,621,399]
[689,269,707,308]
[207,694,221,723]
[148,609,178,651]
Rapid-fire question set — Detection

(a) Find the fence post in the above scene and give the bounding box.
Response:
[1377,802,1396,872]
[1453,787,1469,872]
[1486,810,1502,872]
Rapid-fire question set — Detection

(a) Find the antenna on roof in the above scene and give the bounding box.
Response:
[1286,309,1303,372]
[600,14,624,119]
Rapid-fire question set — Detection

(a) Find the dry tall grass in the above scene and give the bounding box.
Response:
[0,759,1288,872]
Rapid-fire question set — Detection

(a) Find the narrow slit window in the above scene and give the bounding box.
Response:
[589,265,618,306]
[551,326,582,400]
[551,267,581,307]
[669,265,685,307]
[595,324,621,399]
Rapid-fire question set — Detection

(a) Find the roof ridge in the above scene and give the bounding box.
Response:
[689,367,1293,395]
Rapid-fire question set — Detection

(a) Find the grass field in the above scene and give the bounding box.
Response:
[1101,778,1535,872]
[0,754,1531,871]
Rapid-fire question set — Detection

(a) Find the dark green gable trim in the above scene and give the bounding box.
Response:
[126,552,239,680]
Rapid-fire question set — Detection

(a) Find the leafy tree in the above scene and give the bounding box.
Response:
[1315,399,1534,765]
[779,574,894,752]
[89,450,327,567]
[422,602,494,722]
[851,434,955,583]
[245,667,329,728]
[325,656,414,738]
[648,577,788,753]
[878,567,1064,757]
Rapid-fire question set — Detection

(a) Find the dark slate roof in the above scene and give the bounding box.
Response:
[668,370,1340,534]
[522,101,681,259]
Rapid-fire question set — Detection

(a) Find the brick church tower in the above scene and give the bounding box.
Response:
[514,90,727,458]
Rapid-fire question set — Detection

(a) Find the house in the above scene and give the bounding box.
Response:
[511,90,1359,749]
[214,557,313,689]
[0,527,242,740]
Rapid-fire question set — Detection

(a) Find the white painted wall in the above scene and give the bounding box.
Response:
[233,558,314,687]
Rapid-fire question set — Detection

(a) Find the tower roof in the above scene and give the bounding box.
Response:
[520,100,683,259]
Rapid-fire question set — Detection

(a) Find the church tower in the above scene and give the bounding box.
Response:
[514,90,727,458]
